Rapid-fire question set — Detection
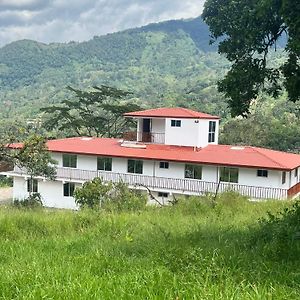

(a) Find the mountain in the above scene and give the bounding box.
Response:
[0,17,298,152]
[0,17,231,119]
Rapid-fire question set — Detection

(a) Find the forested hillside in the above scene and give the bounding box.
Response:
[0,17,299,151]
[0,17,228,118]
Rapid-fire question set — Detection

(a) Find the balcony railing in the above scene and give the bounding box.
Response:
[11,166,288,200]
[123,131,165,144]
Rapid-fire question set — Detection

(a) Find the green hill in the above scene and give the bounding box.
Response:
[0,17,298,152]
[0,17,230,119]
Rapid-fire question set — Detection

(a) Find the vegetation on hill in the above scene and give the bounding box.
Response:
[0,17,298,152]
[0,194,299,299]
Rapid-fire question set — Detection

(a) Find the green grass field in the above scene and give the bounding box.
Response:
[0,194,299,299]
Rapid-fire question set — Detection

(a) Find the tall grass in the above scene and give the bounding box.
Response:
[0,193,299,299]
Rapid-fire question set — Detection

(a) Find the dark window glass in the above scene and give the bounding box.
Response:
[220,167,239,183]
[27,179,38,193]
[185,164,202,180]
[208,121,216,143]
[63,182,75,197]
[63,154,77,168]
[282,172,286,184]
[127,160,143,174]
[295,168,298,178]
[97,157,112,171]
[257,169,268,177]
[159,161,169,169]
[171,120,181,127]
[158,192,169,198]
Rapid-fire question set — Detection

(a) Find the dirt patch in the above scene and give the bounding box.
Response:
[0,187,13,203]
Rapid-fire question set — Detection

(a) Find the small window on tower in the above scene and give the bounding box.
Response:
[282,172,286,184]
[208,121,216,143]
[171,120,181,127]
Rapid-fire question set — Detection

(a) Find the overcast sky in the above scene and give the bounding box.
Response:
[0,0,205,47]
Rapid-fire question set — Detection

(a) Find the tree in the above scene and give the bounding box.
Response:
[15,135,57,186]
[202,0,300,116]
[41,85,141,137]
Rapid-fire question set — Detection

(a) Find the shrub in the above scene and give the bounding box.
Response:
[103,181,147,212]
[13,193,43,208]
[74,178,147,212]
[251,200,300,260]
[74,177,112,209]
[0,175,12,187]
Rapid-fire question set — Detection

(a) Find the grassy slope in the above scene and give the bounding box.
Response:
[0,196,299,299]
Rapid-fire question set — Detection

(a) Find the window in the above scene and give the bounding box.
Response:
[171,120,181,127]
[97,157,112,171]
[185,164,202,180]
[257,169,268,177]
[295,168,298,178]
[63,182,75,197]
[208,121,216,143]
[158,192,169,198]
[282,172,286,184]
[159,161,169,169]
[27,179,38,193]
[63,154,77,168]
[127,160,143,174]
[220,167,239,183]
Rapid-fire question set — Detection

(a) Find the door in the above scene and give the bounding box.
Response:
[142,118,151,142]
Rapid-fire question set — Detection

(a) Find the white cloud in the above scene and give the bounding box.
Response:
[0,0,205,47]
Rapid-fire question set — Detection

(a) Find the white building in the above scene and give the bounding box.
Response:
[3,107,300,209]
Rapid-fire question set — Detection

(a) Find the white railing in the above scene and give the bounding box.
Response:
[11,166,288,200]
[123,131,165,144]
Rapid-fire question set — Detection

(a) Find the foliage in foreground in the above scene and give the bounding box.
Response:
[74,177,147,211]
[13,192,43,208]
[251,199,300,260]
[0,195,299,299]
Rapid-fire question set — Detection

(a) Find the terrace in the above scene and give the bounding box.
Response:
[9,166,289,200]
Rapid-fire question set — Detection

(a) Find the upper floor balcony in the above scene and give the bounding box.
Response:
[123,131,165,144]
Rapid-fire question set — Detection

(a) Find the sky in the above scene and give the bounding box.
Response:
[0,0,205,47]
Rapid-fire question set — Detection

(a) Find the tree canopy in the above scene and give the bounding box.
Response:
[41,86,140,138]
[203,0,300,116]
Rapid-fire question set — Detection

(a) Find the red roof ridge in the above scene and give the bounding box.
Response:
[124,107,220,119]
[250,146,288,169]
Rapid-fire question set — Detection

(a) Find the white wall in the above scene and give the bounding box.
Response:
[48,152,292,190]
[12,176,78,209]
[13,177,28,200]
[198,119,219,146]
[290,168,300,187]
[165,118,199,147]
[164,118,219,148]
[77,155,97,171]
[39,180,79,209]
[235,168,291,190]
[155,161,185,179]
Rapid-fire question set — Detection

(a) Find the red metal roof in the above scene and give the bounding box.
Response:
[30,137,300,171]
[124,107,220,119]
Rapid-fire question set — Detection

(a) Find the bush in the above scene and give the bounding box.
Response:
[74,177,112,209]
[74,178,147,212]
[103,181,147,212]
[13,193,43,208]
[0,175,13,187]
[251,200,300,260]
